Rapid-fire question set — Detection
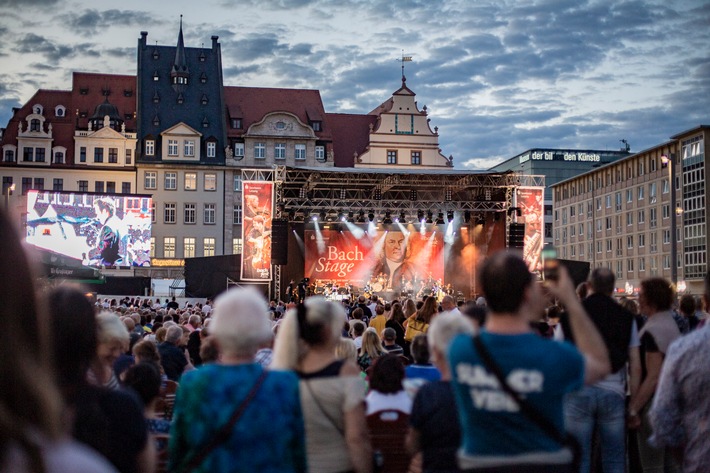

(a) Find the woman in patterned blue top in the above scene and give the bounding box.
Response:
[169,287,306,473]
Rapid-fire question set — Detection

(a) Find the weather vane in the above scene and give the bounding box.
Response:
[396,50,413,82]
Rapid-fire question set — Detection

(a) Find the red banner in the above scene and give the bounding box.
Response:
[241,181,273,281]
[516,187,544,271]
[305,226,444,293]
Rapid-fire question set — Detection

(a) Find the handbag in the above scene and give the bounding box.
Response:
[470,335,581,473]
[404,317,429,342]
[178,369,268,473]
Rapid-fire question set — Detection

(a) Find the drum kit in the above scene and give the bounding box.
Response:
[312,280,351,301]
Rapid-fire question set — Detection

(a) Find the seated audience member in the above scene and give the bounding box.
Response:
[88,312,131,390]
[0,210,117,472]
[157,325,193,382]
[407,311,475,473]
[366,354,412,415]
[382,327,404,355]
[132,340,167,388]
[49,286,155,473]
[198,335,219,364]
[403,335,441,398]
[169,287,306,472]
[358,328,388,372]
[272,298,372,473]
[122,363,171,453]
[335,337,358,363]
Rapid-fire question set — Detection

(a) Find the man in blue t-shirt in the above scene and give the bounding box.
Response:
[449,251,610,471]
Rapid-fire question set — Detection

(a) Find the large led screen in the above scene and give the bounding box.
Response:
[26,190,152,267]
[241,181,274,281]
[516,187,544,271]
[305,226,444,293]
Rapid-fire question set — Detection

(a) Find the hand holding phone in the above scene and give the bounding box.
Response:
[541,247,559,281]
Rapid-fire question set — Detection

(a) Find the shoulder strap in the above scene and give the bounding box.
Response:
[472,335,567,447]
[180,369,268,473]
[303,379,345,437]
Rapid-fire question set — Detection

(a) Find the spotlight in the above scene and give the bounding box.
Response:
[384,211,392,224]
[312,215,318,221]
[357,210,365,223]
[445,188,452,202]
[463,210,471,223]
[476,216,486,226]
[417,210,424,222]
[320,211,326,221]
[299,187,306,199]
[409,189,417,201]
[436,212,445,225]
[340,213,347,222]
[447,211,454,222]
[368,212,375,222]
[426,211,433,224]
[373,187,382,200]
[400,211,406,223]
[347,211,354,223]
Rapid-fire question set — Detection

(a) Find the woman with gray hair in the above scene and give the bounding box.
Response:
[273,298,373,473]
[87,312,130,390]
[169,287,306,473]
[406,312,475,473]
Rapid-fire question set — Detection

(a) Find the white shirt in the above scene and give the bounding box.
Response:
[366,390,412,415]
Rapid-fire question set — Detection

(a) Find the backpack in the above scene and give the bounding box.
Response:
[404,317,429,342]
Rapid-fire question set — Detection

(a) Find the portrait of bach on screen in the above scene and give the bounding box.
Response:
[25,190,152,268]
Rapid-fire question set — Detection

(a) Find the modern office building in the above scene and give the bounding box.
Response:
[552,125,709,295]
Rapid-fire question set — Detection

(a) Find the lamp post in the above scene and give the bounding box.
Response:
[4,183,15,212]
[661,153,677,286]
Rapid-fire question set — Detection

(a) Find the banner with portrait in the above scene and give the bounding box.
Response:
[241,181,273,281]
[304,226,444,294]
[516,187,544,271]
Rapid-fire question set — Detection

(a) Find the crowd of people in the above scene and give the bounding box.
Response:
[2,203,709,473]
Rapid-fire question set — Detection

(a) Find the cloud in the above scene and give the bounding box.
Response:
[0,0,57,5]
[59,9,154,36]
[13,33,77,62]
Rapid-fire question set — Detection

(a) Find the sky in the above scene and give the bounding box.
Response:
[0,0,708,169]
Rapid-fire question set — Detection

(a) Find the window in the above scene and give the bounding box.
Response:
[53,178,63,191]
[79,147,86,163]
[295,144,306,160]
[145,140,155,156]
[233,206,242,224]
[4,149,14,162]
[204,203,215,224]
[387,150,397,165]
[230,118,242,129]
[649,182,657,203]
[639,233,645,247]
[234,143,245,158]
[184,238,196,258]
[108,148,118,163]
[33,178,44,191]
[311,121,322,132]
[662,179,669,194]
[207,142,216,158]
[627,212,633,226]
[21,177,31,195]
[411,151,421,165]
[150,237,155,258]
[275,143,286,160]
[185,173,197,190]
[53,151,64,163]
[203,238,215,257]
[164,172,177,190]
[596,198,601,211]
[151,202,156,223]
[78,180,88,192]
[233,175,242,191]
[55,106,65,117]
[626,189,633,203]
[184,140,195,157]
[122,182,131,194]
[144,172,157,189]
[615,192,622,211]
[23,147,33,162]
[94,181,104,193]
[650,208,657,228]
[662,204,670,219]
[164,203,176,223]
[627,259,634,273]
[254,142,265,159]
[638,210,645,223]
[638,186,644,200]
[232,238,243,254]
[167,140,178,156]
[164,237,176,258]
[30,119,40,132]
[106,182,115,194]
[627,235,634,249]
[184,203,196,224]
[605,195,611,208]
[94,148,103,163]
[663,229,671,244]
[33,148,45,162]
[315,145,325,162]
[204,173,216,191]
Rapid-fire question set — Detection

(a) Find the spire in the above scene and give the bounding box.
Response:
[173,15,188,73]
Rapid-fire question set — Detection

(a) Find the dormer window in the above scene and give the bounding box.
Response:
[177,93,184,104]
[230,118,242,129]
[199,51,206,62]
[202,117,209,128]
[200,94,208,105]
[152,49,159,60]
[79,88,88,95]
[153,115,160,127]
[54,105,65,117]
[153,71,159,81]
[153,92,160,104]
[275,121,286,130]
[200,72,207,84]
[33,105,43,115]
[123,89,133,97]
[311,121,322,132]
[172,76,188,85]
[30,119,41,132]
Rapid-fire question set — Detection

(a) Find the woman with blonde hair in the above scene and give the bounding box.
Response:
[87,312,130,390]
[358,328,387,372]
[273,298,372,473]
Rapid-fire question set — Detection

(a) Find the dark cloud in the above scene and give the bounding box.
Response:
[0,0,57,5]
[14,33,77,62]
[59,9,154,36]
[28,62,59,71]
[104,47,134,58]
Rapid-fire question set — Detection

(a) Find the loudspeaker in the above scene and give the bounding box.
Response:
[270,219,288,265]
[508,222,525,248]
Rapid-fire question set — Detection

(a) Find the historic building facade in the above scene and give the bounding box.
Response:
[551,125,709,295]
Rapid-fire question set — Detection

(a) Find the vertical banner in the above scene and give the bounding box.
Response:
[516,187,544,271]
[241,181,273,281]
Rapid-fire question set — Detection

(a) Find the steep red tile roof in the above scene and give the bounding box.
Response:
[223,86,332,141]
[71,72,137,132]
[326,113,377,167]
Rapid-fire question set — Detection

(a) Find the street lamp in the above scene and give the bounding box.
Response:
[661,153,678,286]
[4,183,15,212]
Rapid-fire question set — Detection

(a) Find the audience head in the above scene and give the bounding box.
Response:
[132,339,161,365]
[382,327,397,343]
[639,277,675,314]
[369,354,405,394]
[210,287,272,359]
[335,337,358,362]
[122,362,162,406]
[360,328,385,358]
[410,334,431,365]
[589,267,615,296]
[427,312,475,361]
[96,312,130,367]
[479,251,534,314]
[679,294,695,317]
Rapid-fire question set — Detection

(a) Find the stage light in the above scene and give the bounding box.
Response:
[299,187,306,199]
[341,214,347,222]
[368,212,375,222]
[409,189,417,201]
[373,187,382,200]
[384,211,392,224]
[418,210,424,222]
[436,212,445,225]
[312,215,318,221]
[320,211,326,221]
[476,216,486,226]
[347,211,354,223]
[447,211,454,222]
[463,210,471,223]
[426,211,433,224]
[445,188,452,202]
[400,211,406,223]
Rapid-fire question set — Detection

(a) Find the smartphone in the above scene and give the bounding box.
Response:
[541,246,559,281]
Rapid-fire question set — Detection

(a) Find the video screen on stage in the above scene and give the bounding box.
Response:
[305,225,445,296]
[25,190,152,268]
[516,187,544,271]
